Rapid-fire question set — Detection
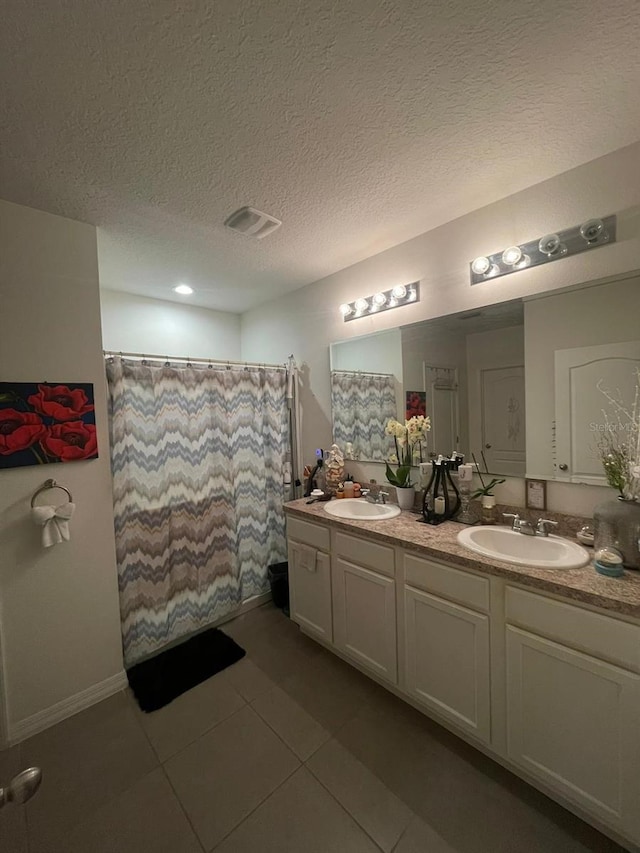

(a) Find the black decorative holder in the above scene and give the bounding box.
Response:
[420,460,461,525]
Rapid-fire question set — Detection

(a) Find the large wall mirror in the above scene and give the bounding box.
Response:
[330,273,640,482]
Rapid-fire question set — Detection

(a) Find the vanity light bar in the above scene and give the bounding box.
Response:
[340,282,420,322]
[469,215,616,285]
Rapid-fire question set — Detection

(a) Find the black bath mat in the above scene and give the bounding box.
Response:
[127,628,246,712]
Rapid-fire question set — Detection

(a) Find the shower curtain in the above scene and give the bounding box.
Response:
[331,371,397,461]
[106,357,289,666]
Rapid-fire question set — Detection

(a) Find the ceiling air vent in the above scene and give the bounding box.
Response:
[224,206,282,239]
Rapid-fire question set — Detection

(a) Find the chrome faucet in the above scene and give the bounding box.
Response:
[362,484,390,504]
[536,518,559,537]
[503,513,558,537]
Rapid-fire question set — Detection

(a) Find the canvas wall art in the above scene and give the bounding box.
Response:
[0,382,98,469]
[405,390,427,419]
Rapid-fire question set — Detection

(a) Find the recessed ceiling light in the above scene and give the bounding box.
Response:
[173,284,193,295]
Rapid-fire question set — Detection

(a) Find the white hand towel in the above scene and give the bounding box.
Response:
[32,502,76,548]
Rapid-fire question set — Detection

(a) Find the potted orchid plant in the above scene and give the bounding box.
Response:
[384,416,431,502]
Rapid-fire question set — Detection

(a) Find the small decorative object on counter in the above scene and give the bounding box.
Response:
[353,482,361,498]
[325,444,345,495]
[421,455,461,525]
[336,482,345,499]
[480,494,497,525]
[576,525,595,546]
[456,462,479,525]
[594,546,625,578]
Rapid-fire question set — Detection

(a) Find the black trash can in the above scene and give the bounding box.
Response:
[267,562,290,615]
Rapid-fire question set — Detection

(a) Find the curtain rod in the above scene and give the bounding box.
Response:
[332,369,394,377]
[103,350,288,371]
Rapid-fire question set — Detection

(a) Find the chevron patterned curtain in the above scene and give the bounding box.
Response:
[331,371,397,462]
[106,357,288,666]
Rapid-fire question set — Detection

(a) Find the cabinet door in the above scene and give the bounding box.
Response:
[506,626,640,835]
[404,585,491,743]
[288,541,332,643]
[333,558,397,683]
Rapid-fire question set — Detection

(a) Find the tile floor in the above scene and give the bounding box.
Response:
[0,604,627,852]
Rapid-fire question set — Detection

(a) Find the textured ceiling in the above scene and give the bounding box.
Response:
[1,0,639,313]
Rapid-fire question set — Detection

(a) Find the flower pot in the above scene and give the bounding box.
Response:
[594,498,640,569]
[395,486,416,511]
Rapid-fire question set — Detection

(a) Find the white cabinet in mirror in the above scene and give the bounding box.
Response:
[329,273,640,487]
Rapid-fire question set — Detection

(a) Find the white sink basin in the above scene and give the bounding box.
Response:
[457,525,590,569]
[324,498,401,521]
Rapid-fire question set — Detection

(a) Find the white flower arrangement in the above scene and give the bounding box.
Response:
[597,369,640,502]
[384,416,431,487]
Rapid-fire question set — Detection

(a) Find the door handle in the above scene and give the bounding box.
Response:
[558,463,568,471]
[485,443,492,449]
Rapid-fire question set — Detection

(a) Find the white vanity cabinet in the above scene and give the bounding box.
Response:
[332,532,397,683]
[403,553,491,744]
[284,509,640,849]
[287,517,333,642]
[504,587,640,839]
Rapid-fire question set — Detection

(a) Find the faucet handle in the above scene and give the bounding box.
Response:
[379,490,389,504]
[502,512,520,530]
[536,518,558,536]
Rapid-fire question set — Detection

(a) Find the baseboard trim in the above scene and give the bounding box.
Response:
[9,670,128,745]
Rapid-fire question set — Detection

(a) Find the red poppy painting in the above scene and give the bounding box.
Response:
[405,391,427,419]
[0,382,98,469]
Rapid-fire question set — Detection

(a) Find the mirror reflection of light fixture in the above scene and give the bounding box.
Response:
[340,282,420,322]
[470,215,616,285]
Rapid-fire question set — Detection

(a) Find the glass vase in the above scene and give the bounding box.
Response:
[593,498,640,569]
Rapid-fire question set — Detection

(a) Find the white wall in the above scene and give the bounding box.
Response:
[241,142,640,513]
[0,201,125,744]
[100,289,241,360]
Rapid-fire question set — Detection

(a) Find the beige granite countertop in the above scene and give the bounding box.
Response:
[284,498,640,619]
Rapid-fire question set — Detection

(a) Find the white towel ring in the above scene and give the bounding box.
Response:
[31,479,73,508]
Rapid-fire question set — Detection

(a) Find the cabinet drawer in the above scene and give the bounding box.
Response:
[505,586,640,673]
[287,516,330,551]
[335,532,395,578]
[404,553,490,612]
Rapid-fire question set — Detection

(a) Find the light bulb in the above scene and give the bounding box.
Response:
[339,303,353,317]
[372,292,387,307]
[408,288,417,301]
[538,234,560,256]
[471,256,491,275]
[516,254,531,269]
[391,285,407,299]
[502,246,522,266]
[173,284,193,295]
[355,297,369,313]
[580,218,606,243]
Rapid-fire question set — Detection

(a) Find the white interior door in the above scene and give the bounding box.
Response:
[480,366,526,475]
[554,341,640,483]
